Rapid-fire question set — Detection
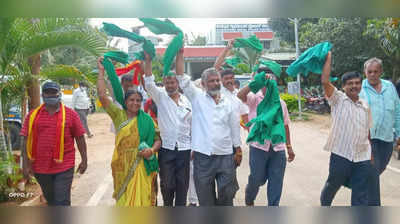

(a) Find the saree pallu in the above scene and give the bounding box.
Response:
[111,117,157,206]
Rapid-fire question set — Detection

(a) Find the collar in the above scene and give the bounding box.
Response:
[343,93,368,109]
[44,103,61,113]
[362,79,389,93]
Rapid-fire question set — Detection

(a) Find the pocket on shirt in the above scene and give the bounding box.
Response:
[385,99,395,112]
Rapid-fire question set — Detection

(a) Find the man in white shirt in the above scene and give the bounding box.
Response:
[72,82,93,138]
[320,51,372,206]
[142,53,192,206]
[176,48,242,206]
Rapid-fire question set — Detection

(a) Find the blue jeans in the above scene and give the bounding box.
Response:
[368,139,393,206]
[320,153,371,206]
[245,145,286,206]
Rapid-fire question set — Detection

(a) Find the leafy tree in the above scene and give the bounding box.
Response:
[0,18,107,153]
[364,18,400,81]
[299,18,389,82]
[268,18,319,47]
[189,33,207,46]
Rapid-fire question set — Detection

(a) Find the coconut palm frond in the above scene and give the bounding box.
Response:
[40,64,88,83]
[0,18,16,52]
[21,27,108,58]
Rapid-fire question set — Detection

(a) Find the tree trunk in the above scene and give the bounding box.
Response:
[0,89,9,155]
[21,90,27,124]
[27,54,41,111]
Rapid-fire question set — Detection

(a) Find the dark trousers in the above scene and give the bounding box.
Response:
[368,139,393,206]
[34,167,74,206]
[320,153,371,206]
[158,147,191,206]
[75,108,91,136]
[193,151,236,206]
[245,145,286,206]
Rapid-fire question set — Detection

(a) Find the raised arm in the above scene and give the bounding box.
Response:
[143,52,163,102]
[214,40,234,71]
[321,51,334,98]
[97,57,111,108]
[237,85,251,103]
[176,47,201,102]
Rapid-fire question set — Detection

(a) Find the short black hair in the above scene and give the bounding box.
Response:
[121,74,133,83]
[124,90,143,102]
[220,69,234,77]
[234,79,240,87]
[341,71,362,85]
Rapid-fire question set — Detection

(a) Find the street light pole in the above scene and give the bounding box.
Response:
[294,18,302,119]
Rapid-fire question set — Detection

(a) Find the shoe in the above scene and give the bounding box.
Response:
[245,201,254,206]
[188,203,197,207]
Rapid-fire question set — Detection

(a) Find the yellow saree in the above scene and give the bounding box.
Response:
[105,103,158,207]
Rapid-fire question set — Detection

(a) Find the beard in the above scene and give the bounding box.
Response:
[207,89,220,96]
[166,88,178,95]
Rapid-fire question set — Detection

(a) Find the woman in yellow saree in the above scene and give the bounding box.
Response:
[97,57,161,206]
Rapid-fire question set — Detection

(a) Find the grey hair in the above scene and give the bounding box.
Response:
[364,57,383,71]
[201,67,220,82]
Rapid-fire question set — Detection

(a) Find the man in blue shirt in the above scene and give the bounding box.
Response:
[359,57,400,206]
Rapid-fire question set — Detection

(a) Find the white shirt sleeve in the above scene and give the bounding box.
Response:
[143,75,163,104]
[239,100,249,115]
[176,74,202,103]
[229,104,242,147]
[326,87,344,107]
[72,89,78,109]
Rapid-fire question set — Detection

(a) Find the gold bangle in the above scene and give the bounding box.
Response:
[286,144,292,148]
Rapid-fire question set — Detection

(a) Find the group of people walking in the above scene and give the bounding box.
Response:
[20,40,399,207]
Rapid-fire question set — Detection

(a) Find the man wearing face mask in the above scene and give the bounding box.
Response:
[143,52,192,206]
[19,81,87,206]
[176,48,242,206]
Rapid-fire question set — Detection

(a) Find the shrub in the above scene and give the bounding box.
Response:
[280,93,306,113]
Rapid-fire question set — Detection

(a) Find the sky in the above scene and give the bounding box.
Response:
[89,18,269,51]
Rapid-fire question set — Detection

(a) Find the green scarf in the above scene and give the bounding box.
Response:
[246,72,286,145]
[102,22,156,60]
[224,56,242,69]
[253,59,282,77]
[102,51,128,109]
[286,41,332,77]
[234,35,263,53]
[137,110,158,175]
[140,18,183,76]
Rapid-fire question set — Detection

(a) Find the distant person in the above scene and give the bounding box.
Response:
[359,57,400,206]
[72,82,93,138]
[20,81,87,206]
[234,79,241,90]
[320,52,372,206]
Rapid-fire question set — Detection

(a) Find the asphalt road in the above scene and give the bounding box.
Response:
[71,113,400,206]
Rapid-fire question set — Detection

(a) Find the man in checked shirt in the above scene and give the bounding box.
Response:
[320,51,373,206]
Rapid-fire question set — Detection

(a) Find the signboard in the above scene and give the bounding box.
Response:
[288,81,300,95]
[216,24,270,32]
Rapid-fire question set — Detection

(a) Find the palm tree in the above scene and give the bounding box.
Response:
[0,18,108,153]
